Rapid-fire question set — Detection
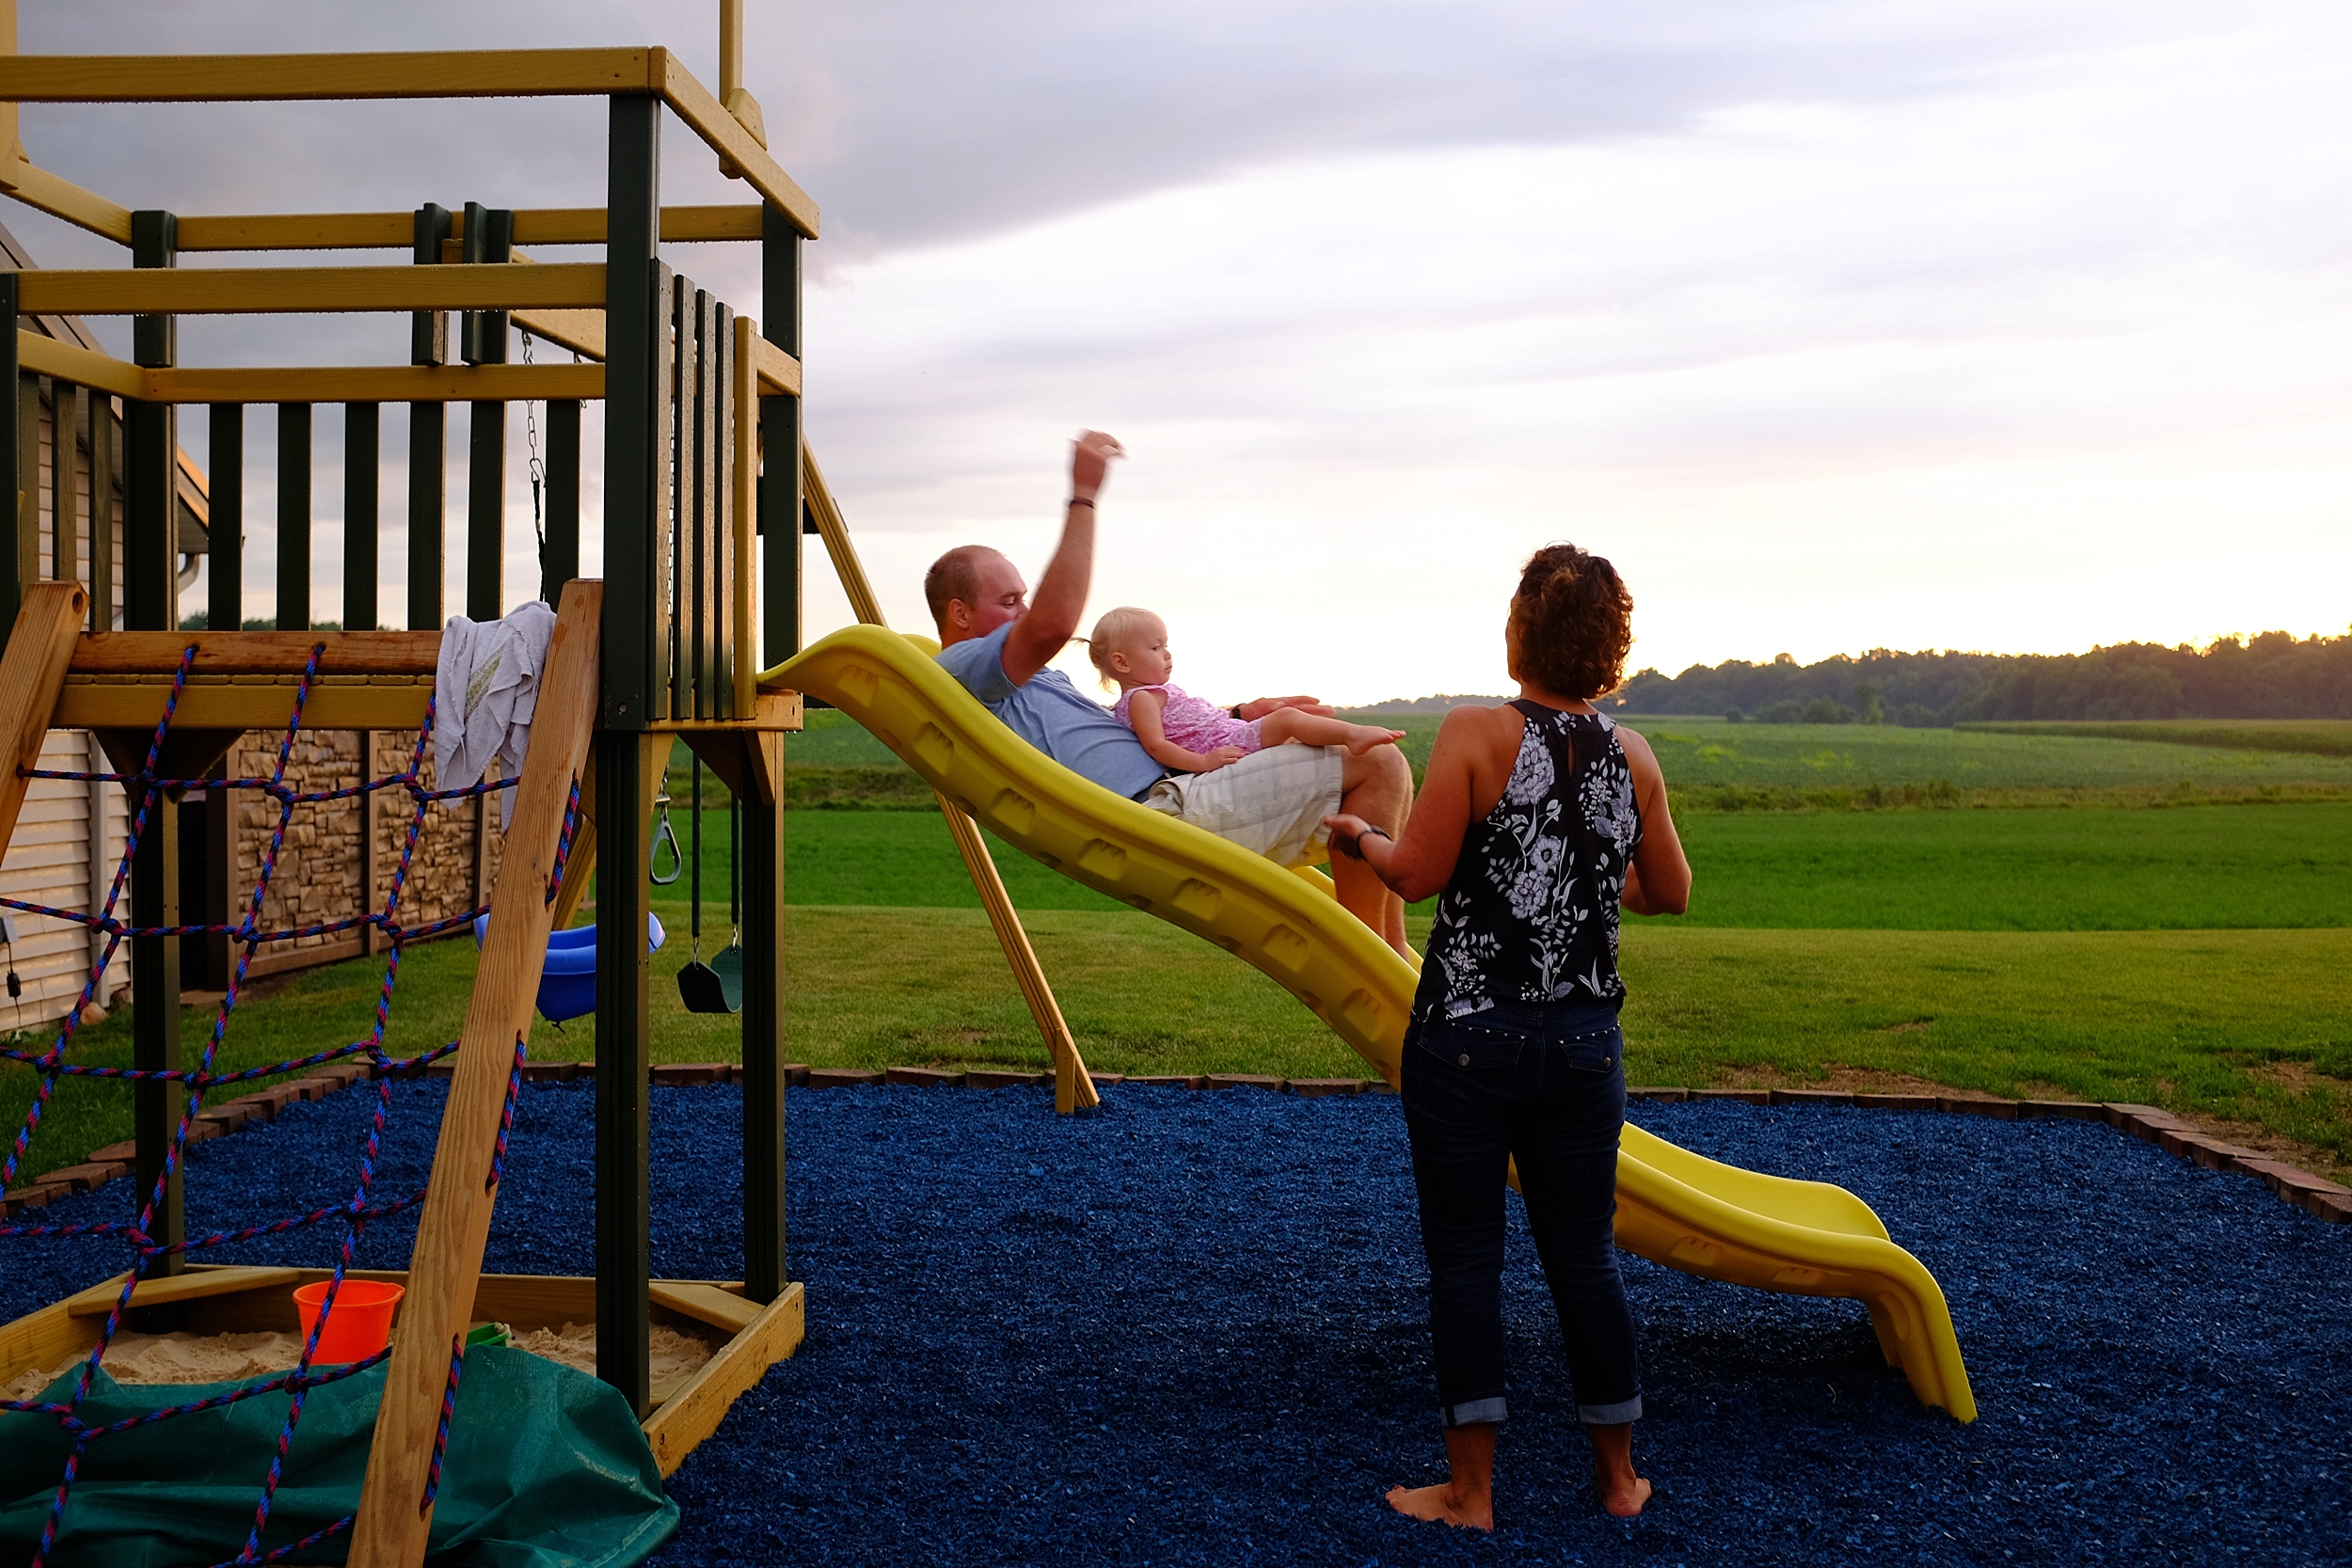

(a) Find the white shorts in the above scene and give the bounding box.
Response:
[1140,743,1344,867]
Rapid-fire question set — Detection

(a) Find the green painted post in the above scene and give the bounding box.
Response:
[597,92,662,1418]
[126,209,183,1273]
[408,204,451,632]
[207,404,241,632]
[276,404,310,630]
[541,399,580,602]
[344,403,378,631]
[758,205,803,668]
[464,204,513,622]
[742,203,803,1305]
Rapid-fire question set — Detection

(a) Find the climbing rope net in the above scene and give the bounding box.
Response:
[0,643,579,1567]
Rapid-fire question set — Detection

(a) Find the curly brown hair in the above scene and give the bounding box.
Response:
[1506,543,1634,700]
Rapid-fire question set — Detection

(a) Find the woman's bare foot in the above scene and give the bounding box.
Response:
[1597,1472,1652,1518]
[1588,1421,1650,1517]
[1388,1422,1496,1530]
[1385,1481,1493,1531]
[1346,724,1406,755]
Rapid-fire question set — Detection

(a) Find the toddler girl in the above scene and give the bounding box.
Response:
[1088,607,1406,773]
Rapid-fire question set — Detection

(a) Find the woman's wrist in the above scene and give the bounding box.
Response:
[1339,824,1391,860]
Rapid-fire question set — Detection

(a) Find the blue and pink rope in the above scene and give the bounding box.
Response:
[0,643,576,1567]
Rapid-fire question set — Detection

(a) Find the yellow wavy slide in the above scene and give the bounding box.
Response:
[768,626,1977,1422]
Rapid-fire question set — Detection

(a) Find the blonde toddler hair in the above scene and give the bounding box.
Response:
[1086,606,1158,690]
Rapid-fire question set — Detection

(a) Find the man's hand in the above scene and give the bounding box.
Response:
[1071,430,1125,500]
[1237,695,1332,721]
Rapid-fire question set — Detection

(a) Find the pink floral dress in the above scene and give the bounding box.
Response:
[1110,684,1263,759]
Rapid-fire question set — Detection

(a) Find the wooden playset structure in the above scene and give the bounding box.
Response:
[0,6,1128,1563]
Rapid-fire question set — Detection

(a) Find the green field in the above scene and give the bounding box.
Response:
[1956,718,2352,758]
[10,711,2350,1189]
[12,912,2345,1180]
[795,707,2352,794]
[648,800,2352,932]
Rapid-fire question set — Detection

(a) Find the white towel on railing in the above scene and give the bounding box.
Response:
[434,601,558,828]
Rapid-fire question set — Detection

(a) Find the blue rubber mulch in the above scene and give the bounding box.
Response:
[5,1081,2346,1566]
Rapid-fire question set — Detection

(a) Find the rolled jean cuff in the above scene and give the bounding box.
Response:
[1578,1395,1643,1425]
[1442,1396,1507,1428]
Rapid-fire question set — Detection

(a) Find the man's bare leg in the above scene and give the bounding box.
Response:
[1386,1421,1494,1530]
[1332,744,1411,954]
[1588,1422,1651,1517]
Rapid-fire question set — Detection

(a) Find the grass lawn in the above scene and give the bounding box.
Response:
[10,910,2348,1181]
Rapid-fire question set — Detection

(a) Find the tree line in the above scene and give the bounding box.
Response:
[1609,630,2352,725]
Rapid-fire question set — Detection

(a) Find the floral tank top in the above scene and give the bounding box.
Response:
[1414,701,1642,1021]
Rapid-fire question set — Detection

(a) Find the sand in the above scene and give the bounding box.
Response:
[5,1322,714,1403]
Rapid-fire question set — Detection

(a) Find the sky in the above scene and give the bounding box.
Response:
[10,1,2352,705]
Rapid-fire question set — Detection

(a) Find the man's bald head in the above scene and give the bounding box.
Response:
[926,545,1026,642]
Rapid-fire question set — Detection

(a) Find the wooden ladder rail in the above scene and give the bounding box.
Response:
[0,581,90,861]
[800,446,1099,1114]
[347,580,603,1568]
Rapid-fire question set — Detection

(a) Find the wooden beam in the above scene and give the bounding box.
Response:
[801,445,883,626]
[753,336,801,397]
[158,361,600,405]
[14,328,142,400]
[650,693,803,733]
[62,1264,303,1318]
[349,580,602,1568]
[0,155,134,244]
[650,49,818,239]
[944,799,1102,1114]
[502,305,797,395]
[0,581,87,861]
[510,304,604,361]
[12,342,604,406]
[640,1282,804,1478]
[0,49,654,103]
[17,261,606,317]
[175,204,764,253]
[56,680,433,732]
[69,628,440,674]
[648,1279,760,1337]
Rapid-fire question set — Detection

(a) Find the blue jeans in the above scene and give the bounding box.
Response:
[1401,998,1644,1428]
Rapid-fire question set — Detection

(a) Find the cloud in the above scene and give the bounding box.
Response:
[5,2,2345,700]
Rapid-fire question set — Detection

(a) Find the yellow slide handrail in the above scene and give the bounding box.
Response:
[767,625,1976,1421]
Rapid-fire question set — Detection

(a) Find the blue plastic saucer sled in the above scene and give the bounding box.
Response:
[471,912,665,1023]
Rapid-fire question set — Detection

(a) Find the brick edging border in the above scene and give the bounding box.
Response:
[9,1067,2346,1227]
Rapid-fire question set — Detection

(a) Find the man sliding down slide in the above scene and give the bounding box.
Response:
[928,431,1415,955]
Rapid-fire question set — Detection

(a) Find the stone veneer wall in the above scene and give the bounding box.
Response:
[228,729,504,977]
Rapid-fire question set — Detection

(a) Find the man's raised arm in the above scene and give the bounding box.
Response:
[1001,429,1123,686]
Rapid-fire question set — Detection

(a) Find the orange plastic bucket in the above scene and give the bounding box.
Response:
[292,1279,405,1363]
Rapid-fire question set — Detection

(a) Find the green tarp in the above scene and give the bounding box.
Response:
[0,1348,679,1567]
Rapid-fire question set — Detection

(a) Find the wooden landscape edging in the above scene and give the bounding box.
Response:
[10,1064,2344,1227]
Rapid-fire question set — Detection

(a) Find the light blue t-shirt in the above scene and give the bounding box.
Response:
[935,622,1168,800]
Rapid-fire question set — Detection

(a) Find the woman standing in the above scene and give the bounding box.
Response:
[1324,543,1691,1528]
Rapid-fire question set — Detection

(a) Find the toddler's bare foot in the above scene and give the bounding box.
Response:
[1385,1481,1493,1531]
[1346,725,1406,756]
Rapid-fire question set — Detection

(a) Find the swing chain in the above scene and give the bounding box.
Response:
[522,329,546,580]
